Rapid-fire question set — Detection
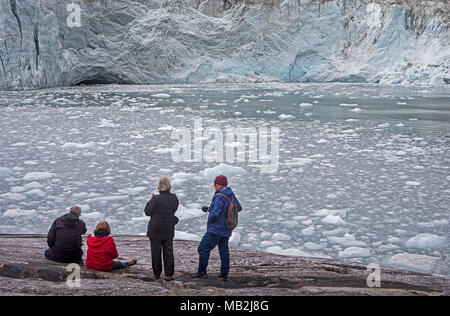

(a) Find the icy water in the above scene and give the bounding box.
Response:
[0,83,449,277]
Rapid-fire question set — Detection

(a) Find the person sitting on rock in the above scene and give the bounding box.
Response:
[45,206,87,264]
[86,221,137,272]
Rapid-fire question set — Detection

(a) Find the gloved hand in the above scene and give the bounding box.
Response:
[202,206,210,213]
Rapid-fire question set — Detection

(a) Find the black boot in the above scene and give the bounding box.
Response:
[191,271,208,279]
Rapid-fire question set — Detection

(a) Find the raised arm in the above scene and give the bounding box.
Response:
[144,196,158,217]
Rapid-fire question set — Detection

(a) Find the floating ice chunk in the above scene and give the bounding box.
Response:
[338,247,371,258]
[321,215,346,225]
[0,167,13,178]
[11,142,28,147]
[3,209,36,217]
[328,234,366,247]
[200,163,247,179]
[158,125,173,131]
[339,103,358,107]
[229,231,241,247]
[287,158,314,166]
[387,253,440,274]
[82,212,104,219]
[260,240,278,247]
[84,195,129,203]
[130,216,148,222]
[154,148,173,154]
[417,220,449,228]
[278,114,294,120]
[172,172,204,186]
[301,226,315,236]
[272,233,292,241]
[118,187,147,195]
[313,209,347,218]
[176,204,204,221]
[0,192,27,201]
[151,93,171,99]
[405,233,446,249]
[25,189,46,197]
[172,98,185,104]
[316,138,330,144]
[264,91,284,97]
[61,142,95,149]
[387,237,402,244]
[175,230,201,241]
[99,119,119,127]
[323,228,349,236]
[299,103,314,107]
[349,108,362,112]
[23,172,55,181]
[405,181,421,186]
[304,242,324,250]
[263,110,276,114]
[24,182,44,190]
[266,246,311,257]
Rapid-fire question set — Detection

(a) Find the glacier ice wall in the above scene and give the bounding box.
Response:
[0,0,449,90]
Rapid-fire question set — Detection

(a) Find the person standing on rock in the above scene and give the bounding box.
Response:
[144,176,179,281]
[45,206,87,264]
[192,175,242,281]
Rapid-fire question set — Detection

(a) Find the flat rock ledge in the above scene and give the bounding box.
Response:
[0,235,448,296]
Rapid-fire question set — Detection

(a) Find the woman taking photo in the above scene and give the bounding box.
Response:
[145,176,179,281]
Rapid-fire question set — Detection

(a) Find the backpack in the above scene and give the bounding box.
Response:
[215,193,239,231]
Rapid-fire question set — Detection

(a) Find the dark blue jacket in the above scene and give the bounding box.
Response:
[207,187,242,237]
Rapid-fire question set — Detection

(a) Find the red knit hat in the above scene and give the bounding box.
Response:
[214,175,228,187]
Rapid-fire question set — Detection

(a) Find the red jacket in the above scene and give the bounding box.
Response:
[86,234,119,271]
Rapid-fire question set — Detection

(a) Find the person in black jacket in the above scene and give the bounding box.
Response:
[144,176,179,281]
[45,206,87,263]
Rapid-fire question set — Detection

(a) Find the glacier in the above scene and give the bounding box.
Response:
[0,0,449,90]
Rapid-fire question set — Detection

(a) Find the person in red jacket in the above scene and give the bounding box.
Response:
[86,221,137,272]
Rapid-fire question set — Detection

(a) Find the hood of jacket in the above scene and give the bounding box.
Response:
[62,212,80,227]
[87,234,112,248]
[215,186,235,199]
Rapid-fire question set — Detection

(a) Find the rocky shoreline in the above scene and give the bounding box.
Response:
[0,234,448,296]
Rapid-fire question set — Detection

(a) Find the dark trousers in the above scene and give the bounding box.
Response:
[197,232,230,276]
[45,248,83,264]
[150,239,174,277]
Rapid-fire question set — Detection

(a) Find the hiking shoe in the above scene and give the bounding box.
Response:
[154,275,161,280]
[164,276,174,281]
[127,259,137,267]
[217,274,228,281]
[191,271,208,279]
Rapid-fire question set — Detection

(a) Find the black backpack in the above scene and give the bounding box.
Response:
[215,193,239,231]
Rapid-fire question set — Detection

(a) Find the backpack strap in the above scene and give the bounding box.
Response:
[214,193,233,204]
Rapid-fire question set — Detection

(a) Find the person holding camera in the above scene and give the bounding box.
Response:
[145,176,179,281]
[192,175,242,281]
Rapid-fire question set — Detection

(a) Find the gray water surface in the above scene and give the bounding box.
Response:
[0,83,449,276]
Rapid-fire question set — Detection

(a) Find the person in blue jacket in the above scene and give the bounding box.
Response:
[192,175,242,281]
